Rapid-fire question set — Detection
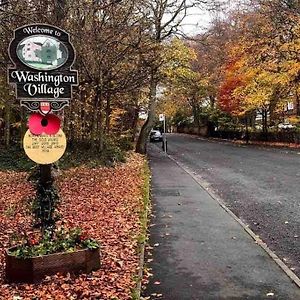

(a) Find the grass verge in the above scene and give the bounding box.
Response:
[131,161,151,300]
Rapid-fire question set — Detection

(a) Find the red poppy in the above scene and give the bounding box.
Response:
[28,113,61,135]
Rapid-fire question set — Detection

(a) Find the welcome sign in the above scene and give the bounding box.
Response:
[8,24,78,114]
[8,71,78,98]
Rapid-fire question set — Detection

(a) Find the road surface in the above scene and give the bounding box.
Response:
[165,133,300,277]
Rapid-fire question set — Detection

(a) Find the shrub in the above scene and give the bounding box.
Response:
[9,227,99,258]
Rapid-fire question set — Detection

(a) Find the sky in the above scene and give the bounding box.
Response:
[180,7,212,35]
[179,0,240,36]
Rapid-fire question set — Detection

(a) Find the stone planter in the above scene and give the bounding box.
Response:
[5,246,100,283]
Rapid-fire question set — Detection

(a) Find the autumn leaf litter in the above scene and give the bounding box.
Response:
[0,153,147,300]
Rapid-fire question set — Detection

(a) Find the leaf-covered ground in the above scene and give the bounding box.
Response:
[0,153,147,300]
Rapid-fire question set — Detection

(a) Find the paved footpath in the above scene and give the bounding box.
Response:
[143,144,300,300]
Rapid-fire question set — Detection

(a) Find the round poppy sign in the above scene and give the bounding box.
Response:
[23,129,67,164]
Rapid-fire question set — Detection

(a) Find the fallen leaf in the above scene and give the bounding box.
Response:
[0,153,148,300]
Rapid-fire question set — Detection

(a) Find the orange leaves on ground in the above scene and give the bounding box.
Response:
[0,153,147,300]
[0,171,34,284]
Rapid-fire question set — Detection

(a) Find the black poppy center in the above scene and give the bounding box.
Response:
[41,118,48,127]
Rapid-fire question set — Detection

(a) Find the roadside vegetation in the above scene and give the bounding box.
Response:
[159,1,300,145]
[0,152,149,299]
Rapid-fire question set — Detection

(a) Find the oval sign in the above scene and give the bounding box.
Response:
[17,35,68,71]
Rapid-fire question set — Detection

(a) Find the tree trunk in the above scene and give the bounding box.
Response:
[194,107,201,134]
[245,116,249,144]
[131,107,140,142]
[136,73,158,154]
[4,101,10,148]
[129,91,140,142]
[91,89,101,145]
[91,88,105,151]
[187,96,201,134]
[209,95,215,108]
[98,98,104,152]
[262,109,268,141]
[54,0,66,25]
[105,94,111,134]
[296,90,300,116]
[20,107,27,148]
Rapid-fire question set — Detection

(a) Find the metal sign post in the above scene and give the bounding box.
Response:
[159,114,167,155]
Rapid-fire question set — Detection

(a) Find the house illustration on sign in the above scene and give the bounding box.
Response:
[21,39,62,66]
[22,41,42,62]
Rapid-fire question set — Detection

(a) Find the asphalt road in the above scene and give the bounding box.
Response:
[165,133,300,278]
[144,144,300,299]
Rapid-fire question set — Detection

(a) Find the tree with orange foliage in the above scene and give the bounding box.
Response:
[218,59,246,116]
[218,3,300,134]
